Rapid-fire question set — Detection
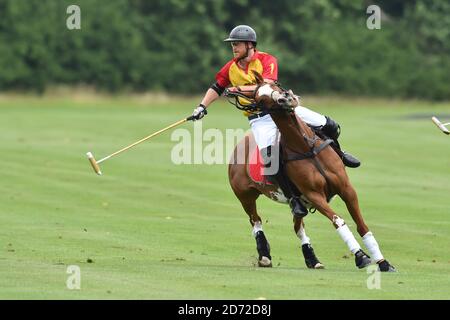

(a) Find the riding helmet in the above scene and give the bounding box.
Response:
[224,25,257,45]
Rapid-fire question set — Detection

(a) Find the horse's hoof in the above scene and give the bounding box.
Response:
[258,256,272,268]
[305,260,325,269]
[355,249,371,269]
[312,262,325,269]
[378,260,397,272]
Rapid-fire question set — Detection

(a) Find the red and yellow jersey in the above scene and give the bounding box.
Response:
[215,51,278,116]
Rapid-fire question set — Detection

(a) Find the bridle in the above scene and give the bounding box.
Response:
[224,84,263,114]
[224,81,293,115]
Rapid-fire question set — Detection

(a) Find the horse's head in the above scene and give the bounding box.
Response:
[223,70,299,115]
[252,71,317,153]
[252,71,299,113]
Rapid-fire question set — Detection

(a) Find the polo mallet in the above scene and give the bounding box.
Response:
[87,115,194,175]
[431,116,450,135]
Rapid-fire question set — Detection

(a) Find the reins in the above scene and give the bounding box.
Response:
[225,84,264,115]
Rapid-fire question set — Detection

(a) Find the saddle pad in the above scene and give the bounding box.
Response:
[248,146,274,185]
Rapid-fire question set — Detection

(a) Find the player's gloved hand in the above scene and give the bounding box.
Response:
[192,104,207,120]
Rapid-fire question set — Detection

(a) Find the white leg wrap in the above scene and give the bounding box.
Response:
[294,106,327,127]
[252,221,263,238]
[362,232,384,262]
[296,225,311,245]
[336,224,361,254]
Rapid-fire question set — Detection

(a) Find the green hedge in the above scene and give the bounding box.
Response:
[0,0,448,100]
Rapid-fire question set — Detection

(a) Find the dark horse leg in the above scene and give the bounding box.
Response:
[293,217,324,269]
[233,187,272,267]
[228,136,271,267]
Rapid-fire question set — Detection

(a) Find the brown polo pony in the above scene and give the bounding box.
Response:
[228,71,396,272]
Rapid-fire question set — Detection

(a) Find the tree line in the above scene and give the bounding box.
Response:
[0,0,448,100]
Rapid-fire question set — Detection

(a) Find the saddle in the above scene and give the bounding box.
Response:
[246,136,335,208]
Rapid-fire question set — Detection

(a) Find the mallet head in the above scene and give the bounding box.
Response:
[86,152,102,175]
[432,116,450,135]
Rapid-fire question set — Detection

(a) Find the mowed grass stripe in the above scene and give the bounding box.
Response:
[0,96,449,299]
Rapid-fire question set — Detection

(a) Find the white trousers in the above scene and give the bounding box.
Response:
[249,105,327,149]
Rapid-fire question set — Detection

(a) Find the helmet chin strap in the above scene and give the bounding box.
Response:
[238,42,253,63]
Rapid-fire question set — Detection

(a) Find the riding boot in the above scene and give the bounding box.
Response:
[274,169,308,218]
[260,146,308,218]
[320,116,361,168]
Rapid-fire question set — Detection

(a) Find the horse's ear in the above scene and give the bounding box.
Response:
[252,70,264,84]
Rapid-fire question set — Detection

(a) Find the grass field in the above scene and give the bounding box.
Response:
[0,94,449,299]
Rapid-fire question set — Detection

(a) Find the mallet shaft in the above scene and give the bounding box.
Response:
[98,117,191,163]
[87,116,194,175]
